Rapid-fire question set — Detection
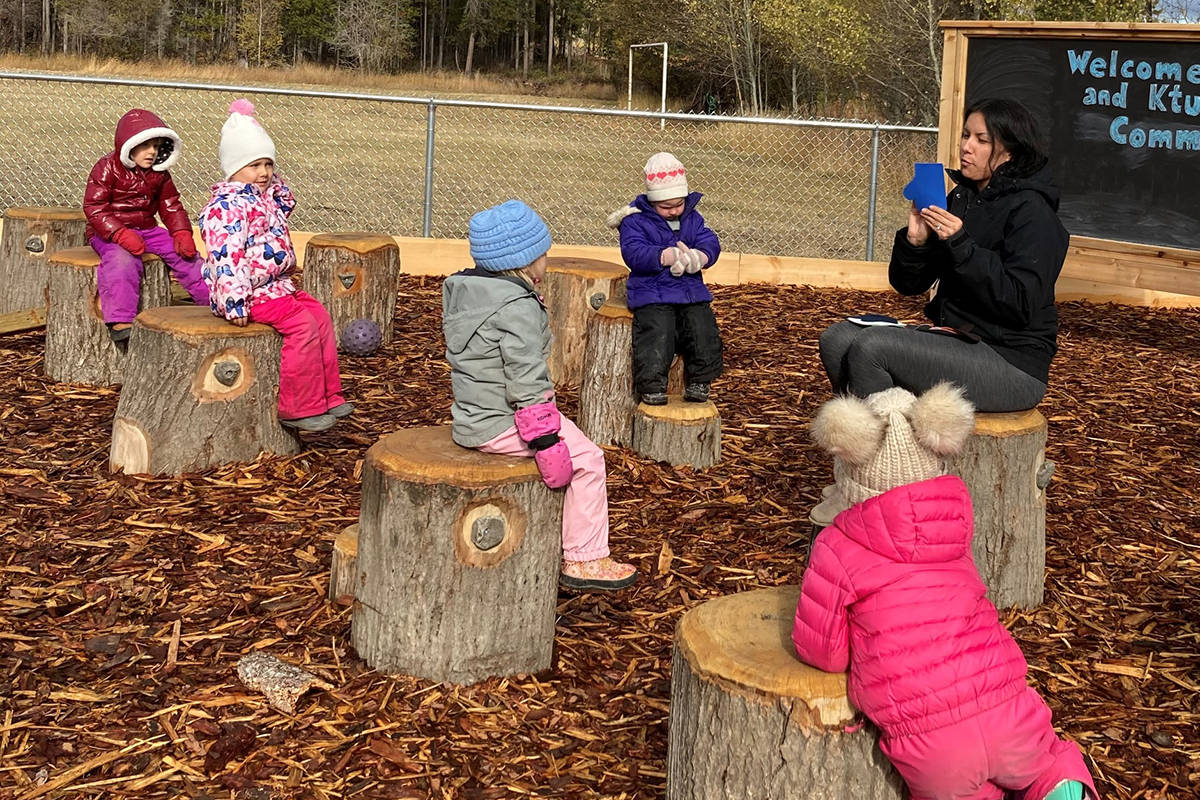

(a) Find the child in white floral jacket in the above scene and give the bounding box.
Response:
[200,100,350,433]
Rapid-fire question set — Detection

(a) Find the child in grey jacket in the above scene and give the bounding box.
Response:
[442,199,638,591]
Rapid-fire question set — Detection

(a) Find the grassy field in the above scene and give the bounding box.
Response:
[0,57,935,262]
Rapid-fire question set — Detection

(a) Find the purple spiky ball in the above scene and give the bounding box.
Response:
[340,318,382,357]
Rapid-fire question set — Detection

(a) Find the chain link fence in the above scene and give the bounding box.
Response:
[0,72,937,262]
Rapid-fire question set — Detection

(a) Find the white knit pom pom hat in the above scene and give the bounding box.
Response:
[644,152,689,202]
[219,99,276,180]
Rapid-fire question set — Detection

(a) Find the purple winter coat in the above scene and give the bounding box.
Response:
[613,192,721,310]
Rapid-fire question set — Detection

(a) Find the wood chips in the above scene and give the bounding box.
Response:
[0,277,1197,799]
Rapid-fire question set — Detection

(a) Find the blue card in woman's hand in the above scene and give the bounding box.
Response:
[903,162,946,210]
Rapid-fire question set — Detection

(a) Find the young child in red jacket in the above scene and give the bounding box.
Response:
[793,383,1096,800]
[83,108,210,342]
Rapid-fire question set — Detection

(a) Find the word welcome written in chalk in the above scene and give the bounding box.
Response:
[1068,48,1200,151]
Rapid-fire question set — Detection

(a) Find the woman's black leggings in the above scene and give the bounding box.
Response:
[818,321,1047,412]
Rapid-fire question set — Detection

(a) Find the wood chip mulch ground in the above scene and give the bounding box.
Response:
[0,277,1197,800]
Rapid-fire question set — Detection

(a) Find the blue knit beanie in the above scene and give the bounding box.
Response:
[468,199,552,272]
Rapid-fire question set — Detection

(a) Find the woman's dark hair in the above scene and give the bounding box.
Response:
[962,98,1047,177]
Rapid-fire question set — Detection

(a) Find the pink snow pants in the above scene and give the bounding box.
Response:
[477,417,610,562]
[880,688,1098,800]
[91,228,209,323]
[248,291,346,420]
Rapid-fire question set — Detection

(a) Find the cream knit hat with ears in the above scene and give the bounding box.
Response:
[644,152,688,201]
[219,99,276,180]
[810,383,976,522]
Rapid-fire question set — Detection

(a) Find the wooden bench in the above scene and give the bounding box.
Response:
[350,426,562,684]
[109,306,301,475]
[668,586,903,799]
[302,233,400,345]
[0,206,87,317]
[543,256,627,386]
[949,409,1051,609]
[45,245,172,386]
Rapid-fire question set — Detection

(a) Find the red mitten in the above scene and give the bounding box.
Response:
[113,228,145,256]
[172,230,197,259]
[514,401,574,489]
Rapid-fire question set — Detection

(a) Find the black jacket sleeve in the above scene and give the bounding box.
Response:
[888,228,951,296]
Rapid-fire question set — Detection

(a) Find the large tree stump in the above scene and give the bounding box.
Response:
[949,410,1050,609]
[303,233,400,345]
[578,299,681,447]
[351,426,563,684]
[543,257,627,386]
[632,398,721,468]
[109,306,301,476]
[329,524,359,603]
[668,586,903,800]
[45,246,172,386]
[0,206,86,315]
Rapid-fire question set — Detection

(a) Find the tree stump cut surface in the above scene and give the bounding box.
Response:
[109,306,301,476]
[543,257,627,387]
[45,246,172,386]
[949,409,1048,609]
[329,524,359,603]
[632,398,722,468]
[303,233,400,345]
[668,586,903,800]
[0,206,87,315]
[351,426,563,684]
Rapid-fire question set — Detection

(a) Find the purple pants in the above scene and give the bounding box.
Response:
[880,688,1099,800]
[248,291,346,420]
[90,227,209,324]
[476,418,610,562]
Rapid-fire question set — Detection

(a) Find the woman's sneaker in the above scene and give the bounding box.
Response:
[560,558,638,591]
[683,382,710,402]
[280,413,336,432]
[328,402,355,418]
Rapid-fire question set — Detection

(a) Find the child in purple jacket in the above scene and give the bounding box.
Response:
[793,382,1096,800]
[606,152,722,405]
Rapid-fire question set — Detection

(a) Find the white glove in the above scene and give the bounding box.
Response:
[684,249,704,274]
[668,247,685,277]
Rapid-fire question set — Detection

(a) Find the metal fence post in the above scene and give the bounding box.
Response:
[423,99,437,238]
[866,126,881,262]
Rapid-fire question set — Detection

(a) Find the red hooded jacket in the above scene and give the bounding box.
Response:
[83,109,190,241]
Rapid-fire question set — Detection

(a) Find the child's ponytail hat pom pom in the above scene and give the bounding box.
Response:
[229,98,256,117]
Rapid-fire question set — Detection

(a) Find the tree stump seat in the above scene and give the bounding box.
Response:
[109,305,300,476]
[578,298,683,447]
[351,425,563,684]
[668,586,903,800]
[45,245,172,386]
[543,256,627,386]
[632,397,722,468]
[329,524,359,603]
[303,232,400,346]
[949,408,1050,609]
[0,206,87,316]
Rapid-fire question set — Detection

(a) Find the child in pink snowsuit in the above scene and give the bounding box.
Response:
[83,108,210,342]
[200,100,350,433]
[442,200,637,591]
[793,383,1097,800]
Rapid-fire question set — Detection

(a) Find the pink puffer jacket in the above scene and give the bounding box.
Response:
[792,475,1029,738]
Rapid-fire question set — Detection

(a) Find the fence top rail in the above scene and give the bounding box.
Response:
[0,70,937,134]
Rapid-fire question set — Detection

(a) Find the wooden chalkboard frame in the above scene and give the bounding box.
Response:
[939,20,1200,297]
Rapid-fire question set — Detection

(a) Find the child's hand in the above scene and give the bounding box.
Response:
[660,246,680,267]
[113,228,146,256]
[172,230,197,259]
[230,316,249,327]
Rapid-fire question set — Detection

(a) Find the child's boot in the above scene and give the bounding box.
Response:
[280,413,336,432]
[683,382,710,402]
[1043,781,1085,800]
[328,402,355,418]
[106,322,133,343]
[560,557,638,591]
[640,392,668,406]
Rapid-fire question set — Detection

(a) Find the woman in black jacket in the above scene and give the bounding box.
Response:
[820,98,1069,413]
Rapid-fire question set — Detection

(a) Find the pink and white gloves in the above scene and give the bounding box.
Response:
[513,401,574,489]
[660,243,708,277]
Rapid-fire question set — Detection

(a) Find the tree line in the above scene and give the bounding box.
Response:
[0,1,1180,122]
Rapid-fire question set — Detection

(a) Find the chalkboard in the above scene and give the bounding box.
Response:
[966,36,1200,251]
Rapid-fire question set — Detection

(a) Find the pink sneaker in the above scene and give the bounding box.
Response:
[560,557,638,591]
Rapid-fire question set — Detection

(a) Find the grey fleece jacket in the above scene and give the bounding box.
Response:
[442,268,554,447]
